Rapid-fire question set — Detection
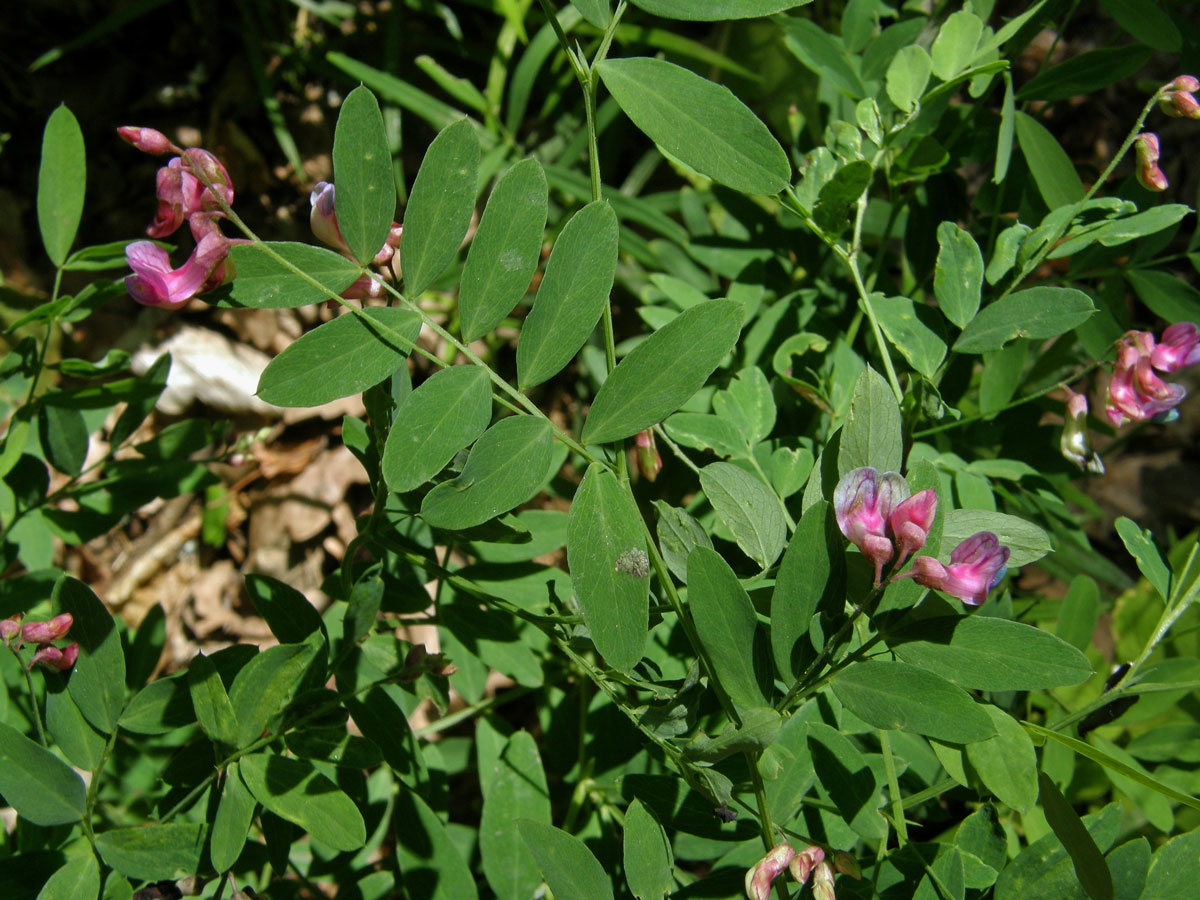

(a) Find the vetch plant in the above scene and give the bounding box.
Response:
[5,3,1200,900]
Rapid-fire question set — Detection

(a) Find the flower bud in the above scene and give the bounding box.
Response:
[117,126,175,155]
[812,861,837,900]
[1161,90,1200,120]
[30,643,79,673]
[1,616,20,645]
[1060,389,1104,474]
[634,430,662,482]
[789,846,825,885]
[894,532,1010,606]
[1151,322,1200,374]
[21,613,73,645]
[834,467,910,585]
[833,851,862,880]
[745,843,795,900]
[310,181,348,252]
[1165,75,1200,93]
[888,489,938,568]
[1135,134,1168,192]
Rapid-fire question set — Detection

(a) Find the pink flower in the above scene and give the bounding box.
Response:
[1105,331,1189,426]
[124,232,230,309]
[896,532,1010,606]
[834,467,910,585]
[21,613,73,644]
[144,151,234,240]
[30,643,79,673]
[1135,134,1168,192]
[812,862,837,900]
[310,181,348,252]
[1160,76,1200,119]
[117,126,175,156]
[745,843,795,900]
[0,616,20,645]
[789,846,825,885]
[889,489,938,569]
[1060,388,1104,474]
[1150,322,1200,373]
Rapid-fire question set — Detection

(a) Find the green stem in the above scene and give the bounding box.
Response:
[653,424,702,476]
[879,729,908,846]
[83,728,119,845]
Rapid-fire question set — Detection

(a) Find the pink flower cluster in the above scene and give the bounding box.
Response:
[1105,323,1200,427]
[833,467,1012,606]
[309,181,403,300]
[1159,75,1200,120]
[1136,77,1200,193]
[2,613,79,672]
[745,844,852,900]
[833,467,938,586]
[118,126,237,309]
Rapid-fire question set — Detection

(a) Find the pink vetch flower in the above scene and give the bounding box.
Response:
[1159,76,1200,120]
[117,125,176,156]
[125,231,230,310]
[1135,134,1169,192]
[895,532,1011,607]
[30,643,79,673]
[789,846,826,885]
[144,150,234,240]
[20,613,73,645]
[834,467,910,585]
[745,843,795,900]
[1151,322,1200,373]
[310,181,347,251]
[1060,388,1105,474]
[812,861,838,900]
[889,489,938,569]
[1105,331,1189,427]
[1,615,20,645]
[634,430,662,482]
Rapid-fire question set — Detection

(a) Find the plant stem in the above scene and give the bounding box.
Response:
[879,729,908,846]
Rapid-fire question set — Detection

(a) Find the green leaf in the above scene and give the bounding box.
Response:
[1018,46,1152,103]
[934,222,984,329]
[95,824,206,882]
[1115,517,1170,601]
[228,636,322,748]
[583,300,742,444]
[567,465,649,673]
[814,161,873,234]
[713,367,774,445]
[699,462,785,570]
[402,118,480,296]
[332,86,396,265]
[930,10,983,81]
[396,788,479,900]
[45,678,107,769]
[1038,773,1114,900]
[808,721,887,840]
[873,295,947,379]
[664,413,746,458]
[1125,269,1200,324]
[570,0,610,28]
[624,798,674,900]
[941,508,1050,566]
[117,675,193,735]
[654,501,713,584]
[480,732,551,900]
[995,72,1016,184]
[979,340,1028,417]
[39,403,88,476]
[785,18,868,98]
[597,58,789,196]
[994,801,1122,900]
[222,243,363,309]
[886,45,933,112]
[952,287,1093,354]
[420,416,554,531]
[771,501,843,682]
[284,728,383,768]
[965,706,1038,813]
[38,105,86,268]
[889,616,1092,691]
[257,308,422,407]
[1098,0,1181,51]
[831,660,996,742]
[631,0,809,19]
[687,546,766,710]
[460,158,548,341]
[518,821,615,900]
[240,753,366,851]
[383,366,493,493]
[838,366,902,476]
[35,852,99,900]
[1016,111,1085,209]
[188,654,238,746]
[518,201,619,389]
[1141,829,1200,900]
[54,575,125,733]
[210,761,256,873]
[683,706,781,763]
[0,720,86,826]
[246,574,325,645]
